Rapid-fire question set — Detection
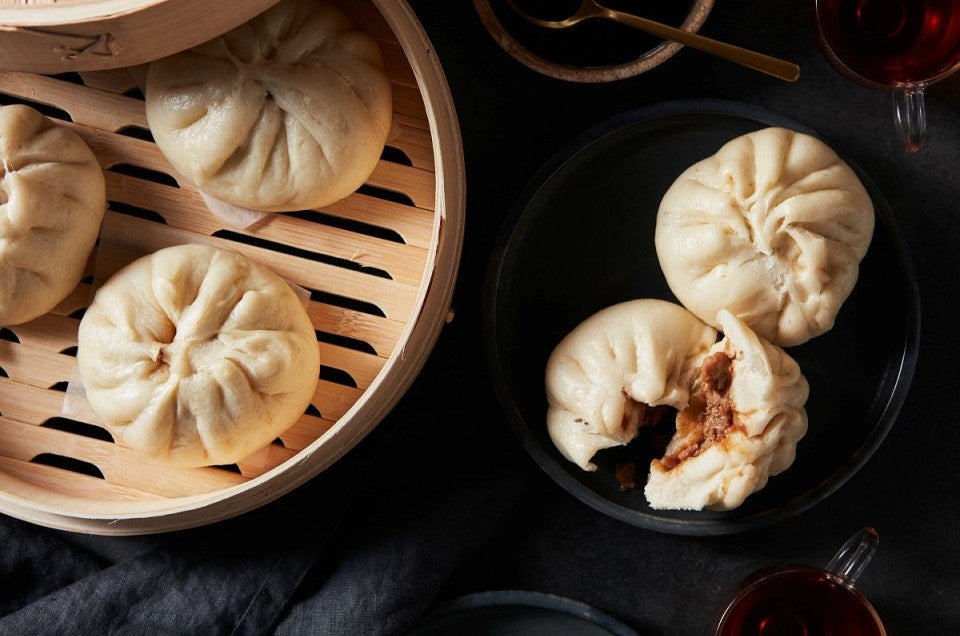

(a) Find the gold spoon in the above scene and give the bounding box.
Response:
[505,0,800,82]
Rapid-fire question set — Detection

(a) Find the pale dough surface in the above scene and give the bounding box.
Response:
[145,0,393,212]
[77,244,321,467]
[0,104,106,326]
[655,127,875,347]
[545,299,717,471]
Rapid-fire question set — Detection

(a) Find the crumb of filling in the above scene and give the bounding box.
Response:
[620,399,669,434]
[654,351,741,471]
[615,462,636,492]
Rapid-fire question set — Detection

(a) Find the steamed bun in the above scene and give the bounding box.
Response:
[655,127,875,347]
[544,299,809,511]
[145,0,393,212]
[644,310,809,511]
[77,244,321,467]
[0,104,106,326]
[545,299,717,471]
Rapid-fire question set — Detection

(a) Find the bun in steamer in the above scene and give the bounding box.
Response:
[0,104,106,326]
[145,0,393,212]
[544,299,808,511]
[655,127,875,347]
[76,244,321,467]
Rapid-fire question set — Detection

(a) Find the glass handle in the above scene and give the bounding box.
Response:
[825,526,879,586]
[894,88,927,153]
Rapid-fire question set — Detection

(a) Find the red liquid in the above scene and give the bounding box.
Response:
[816,0,960,85]
[716,567,885,636]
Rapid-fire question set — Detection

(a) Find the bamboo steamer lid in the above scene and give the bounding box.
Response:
[0,0,284,73]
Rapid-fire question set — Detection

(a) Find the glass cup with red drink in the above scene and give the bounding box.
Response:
[814,0,960,152]
[715,527,886,636]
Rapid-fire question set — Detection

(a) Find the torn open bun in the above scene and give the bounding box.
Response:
[644,309,809,511]
[544,299,808,511]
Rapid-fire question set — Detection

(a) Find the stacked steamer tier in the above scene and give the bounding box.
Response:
[0,0,464,534]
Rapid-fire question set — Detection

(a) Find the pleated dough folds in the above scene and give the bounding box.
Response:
[0,104,106,326]
[77,244,321,467]
[655,127,874,347]
[145,0,393,212]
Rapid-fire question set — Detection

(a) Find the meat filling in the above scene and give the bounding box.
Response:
[656,351,738,471]
[620,398,669,434]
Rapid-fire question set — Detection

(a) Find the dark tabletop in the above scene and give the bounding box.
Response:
[2,1,958,634]
[406,0,959,633]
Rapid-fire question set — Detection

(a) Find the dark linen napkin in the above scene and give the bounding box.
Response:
[0,328,525,635]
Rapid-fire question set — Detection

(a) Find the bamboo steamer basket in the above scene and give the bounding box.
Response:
[0,0,465,534]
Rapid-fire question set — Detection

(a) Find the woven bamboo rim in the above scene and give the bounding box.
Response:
[0,0,284,74]
[0,0,465,535]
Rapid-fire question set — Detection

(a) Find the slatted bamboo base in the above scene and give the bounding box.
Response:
[0,0,464,535]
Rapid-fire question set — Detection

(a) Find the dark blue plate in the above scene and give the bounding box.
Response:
[482,99,920,536]
[408,590,640,635]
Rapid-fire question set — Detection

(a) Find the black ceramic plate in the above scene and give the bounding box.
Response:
[408,591,640,636]
[482,99,920,536]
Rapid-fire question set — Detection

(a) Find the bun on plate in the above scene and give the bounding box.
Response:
[545,299,808,511]
[655,127,874,347]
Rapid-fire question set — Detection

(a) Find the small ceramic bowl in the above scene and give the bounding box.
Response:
[473,0,715,82]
